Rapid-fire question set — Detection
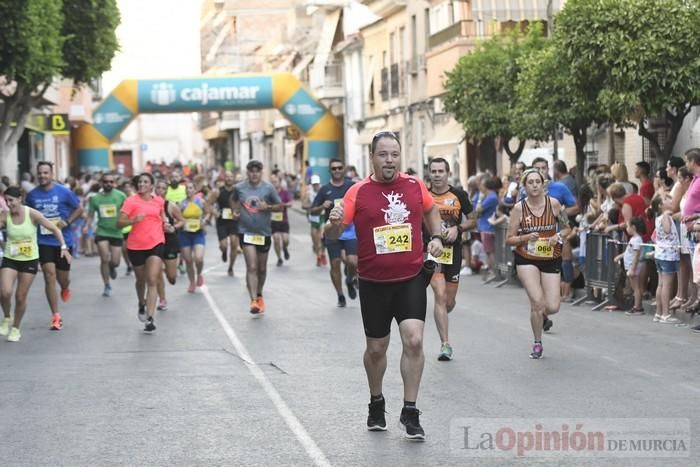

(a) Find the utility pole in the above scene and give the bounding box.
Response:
[547,0,558,160]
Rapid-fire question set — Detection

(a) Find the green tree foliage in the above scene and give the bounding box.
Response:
[0,0,120,170]
[444,24,548,164]
[556,0,700,161]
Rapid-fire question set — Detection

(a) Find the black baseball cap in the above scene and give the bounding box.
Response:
[247,160,263,170]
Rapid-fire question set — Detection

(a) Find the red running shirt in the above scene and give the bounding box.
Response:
[120,194,165,250]
[342,173,434,283]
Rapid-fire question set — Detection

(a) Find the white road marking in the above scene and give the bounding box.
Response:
[635,368,660,378]
[601,356,618,364]
[201,285,331,467]
[680,383,700,394]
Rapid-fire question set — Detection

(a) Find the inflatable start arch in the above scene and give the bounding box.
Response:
[74,73,342,183]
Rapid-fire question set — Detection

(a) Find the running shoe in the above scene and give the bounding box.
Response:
[187,282,196,293]
[197,275,204,287]
[50,313,63,331]
[653,314,662,322]
[126,266,133,276]
[228,266,234,277]
[6,326,21,342]
[399,407,425,441]
[138,303,146,322]
[529,342,543,359]
[438,343,453,361]
[316,255,322,267]
[221,250,227,263]
[0,317,10,336]
[250,298,262,315]
[109,263,117,280]
[660,315,681,324]
[367,397,387,431]
[102,284,112,297]
[178,263,186,275]
[692,324,700,333]
[144,317,156,333]
[321,254,328,266]
[625,309,645,316]
[346,277,357,300]
[60,288,72,302]
[337,295,347,308]
[459,266,473,276]
[283,247,290,260]
[256,296,266,313]
[157,299,168,311]
[276,258,283,267]
[543,317,553,332]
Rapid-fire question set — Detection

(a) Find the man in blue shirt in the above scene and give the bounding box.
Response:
[531,157,579,217]
[311,158,358,307]
[25,161,83,331]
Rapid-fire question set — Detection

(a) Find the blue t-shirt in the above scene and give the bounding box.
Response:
[546,181,576,208]
[26,183,81,247]
[312,180,357,240]
[477,191,499,233]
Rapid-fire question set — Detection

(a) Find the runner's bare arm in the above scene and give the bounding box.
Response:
[552,198,571,246]
[324,201,347,240]
[423,205,444,257]
[169,203,186,229]
[116,211,144,229]
[64,205,84,228]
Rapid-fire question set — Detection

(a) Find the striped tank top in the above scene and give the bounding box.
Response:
[515,197,561,260]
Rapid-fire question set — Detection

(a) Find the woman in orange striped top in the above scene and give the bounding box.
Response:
[506,169,570,359]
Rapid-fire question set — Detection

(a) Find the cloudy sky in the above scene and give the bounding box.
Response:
[103,0,202,93]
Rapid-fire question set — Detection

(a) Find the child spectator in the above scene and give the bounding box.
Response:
[649,195,681,323]
[614,217,645,315]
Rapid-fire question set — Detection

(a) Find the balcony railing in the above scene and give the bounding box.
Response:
[428,20,476,50]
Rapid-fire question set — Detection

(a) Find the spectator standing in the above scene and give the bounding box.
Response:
[553,160,578,197]
[636,161,654,205]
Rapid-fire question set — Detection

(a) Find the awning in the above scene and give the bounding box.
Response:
[425,119,464,158]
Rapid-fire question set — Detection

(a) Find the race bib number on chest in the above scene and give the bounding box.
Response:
[221,208,234,220]
[373,223,412,255]
[435,245,454,265]
[527,239,554,258]
[9,239,35,258]
[99,204,117,218]
[40,217,61,235]
[271,212,284,222]
[243,234,266,246]
[184,219,201,232]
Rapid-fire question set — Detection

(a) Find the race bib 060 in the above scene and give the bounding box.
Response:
[373,223,412,255]
[527,238,554,258]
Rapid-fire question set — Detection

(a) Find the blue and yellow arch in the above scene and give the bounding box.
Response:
[74,73,342,183]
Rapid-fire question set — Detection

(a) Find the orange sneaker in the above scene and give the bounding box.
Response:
[50,313,63,331]
[249,298,261,315]
[60,288,72,303]
[321,254,328,266]
[256,296,265,313]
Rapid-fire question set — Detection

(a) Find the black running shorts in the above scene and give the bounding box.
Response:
[271,221,290,234]
[95,236,123,247]
[358,273,427,338]
[514,252,562,274]
[1,257,39,274]
[239,234,272,253]
[324,238,358,260]
[38,245,72,271]
[163,233,180,260]
[127,244,165,267]
[216,219,239,241]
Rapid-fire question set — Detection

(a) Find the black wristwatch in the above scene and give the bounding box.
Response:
[430,235,443,242]
[456,225,464,234]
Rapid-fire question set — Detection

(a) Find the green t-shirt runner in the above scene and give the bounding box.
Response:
[89,189,127,238]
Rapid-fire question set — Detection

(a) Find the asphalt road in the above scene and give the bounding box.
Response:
[1,206,699,466]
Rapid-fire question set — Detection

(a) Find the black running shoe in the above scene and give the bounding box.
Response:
[283,247,290,260]
[138,303,146,322]
[144,318,156,333]
[221,250,227,262]
[337,295,347,308]
[399,407,425,441]
[346,277,357,300]
[692,324,700,333]
[367,398,387,431]
[276,258,283,267]
[543,317,553,332]
[109,263,117,280]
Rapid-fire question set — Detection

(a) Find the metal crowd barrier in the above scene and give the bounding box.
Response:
[488,222,515,288]
[571,232,626,310]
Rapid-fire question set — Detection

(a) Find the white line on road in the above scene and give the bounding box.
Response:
[680,383,700,394]
[200,285,332,467]
[635,368,660,378]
